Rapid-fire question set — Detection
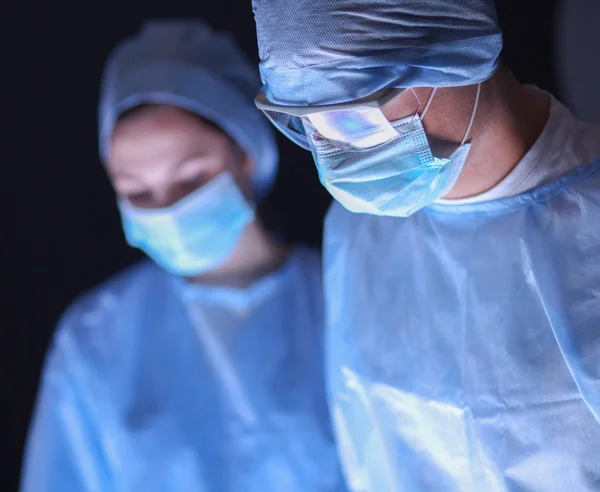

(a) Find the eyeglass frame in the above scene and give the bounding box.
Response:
[254,87,407,118]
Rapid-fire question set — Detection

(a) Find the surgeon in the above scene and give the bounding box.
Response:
[252,0,600,490]
[21,20,345,492]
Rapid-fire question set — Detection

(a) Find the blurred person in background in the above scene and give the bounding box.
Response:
[252,0,600,489]
[21,20,345,492]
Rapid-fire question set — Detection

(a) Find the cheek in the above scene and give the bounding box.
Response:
[382,89,431,122]
[382,99,420,122]
[204,165,226,183]
[228,163,254,201]
[184,156,229,184]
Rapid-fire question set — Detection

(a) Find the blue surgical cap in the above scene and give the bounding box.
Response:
[99,20,278,199]
[252,0,504,106]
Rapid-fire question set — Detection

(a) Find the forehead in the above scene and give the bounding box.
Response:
[108,106,231,166]
[114,105,219,141]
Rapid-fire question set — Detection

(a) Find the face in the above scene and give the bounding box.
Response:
[107,105,253,209]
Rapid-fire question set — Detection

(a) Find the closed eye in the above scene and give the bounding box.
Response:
[127,190,154,208]
[175,171,215,194]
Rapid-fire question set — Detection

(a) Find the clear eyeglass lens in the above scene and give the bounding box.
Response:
[305,107,398,151]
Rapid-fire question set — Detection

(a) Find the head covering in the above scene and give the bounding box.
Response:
[252,0,503,106]
[99,20,278,199]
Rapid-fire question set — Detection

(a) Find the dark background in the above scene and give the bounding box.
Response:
[1,0,564,489]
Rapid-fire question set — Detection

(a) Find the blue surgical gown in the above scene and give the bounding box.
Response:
[22,248,345,492]
[324,161,600,491]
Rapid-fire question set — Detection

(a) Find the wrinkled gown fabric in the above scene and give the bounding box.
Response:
[325,162,600,491]
[22,248,346,492]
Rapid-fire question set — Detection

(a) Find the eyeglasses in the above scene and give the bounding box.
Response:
[254,88,406,151]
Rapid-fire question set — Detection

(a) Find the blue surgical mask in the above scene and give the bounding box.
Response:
[118,171,255,276]
[308,85,480,217]
[309,114,470,217]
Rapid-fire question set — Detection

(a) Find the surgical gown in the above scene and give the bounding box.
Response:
[324,161,600,491]
[22,247,345,491]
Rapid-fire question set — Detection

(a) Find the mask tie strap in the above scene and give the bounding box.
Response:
[420,88,438,121]
[408,89,421,125]
[409,87,437,125]
[461,83,482,146]
[410,88,421,106]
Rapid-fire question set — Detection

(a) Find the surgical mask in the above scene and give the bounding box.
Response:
[308,85,481,217]
[118,171,255,276]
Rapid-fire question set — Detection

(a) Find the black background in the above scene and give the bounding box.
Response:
[2,0,558,489]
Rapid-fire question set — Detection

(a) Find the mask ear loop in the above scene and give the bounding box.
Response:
[461,83,482,146]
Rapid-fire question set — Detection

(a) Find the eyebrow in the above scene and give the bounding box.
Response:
[110,152,210,180]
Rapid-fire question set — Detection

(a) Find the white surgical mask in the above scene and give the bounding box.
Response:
[118,171,255,276]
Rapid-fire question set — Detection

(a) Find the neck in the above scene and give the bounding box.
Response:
[189,220,291,288]
[444,69,551,199]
